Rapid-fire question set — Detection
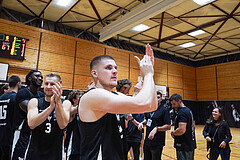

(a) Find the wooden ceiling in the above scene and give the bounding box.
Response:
[2,0,240,60]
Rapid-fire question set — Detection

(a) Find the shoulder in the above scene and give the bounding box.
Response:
[28,98,38,108]
[38,91,45,97]
[16,88,29,98]
[63,99,71,106]
[221,121,229,127]
[17,88,29,94]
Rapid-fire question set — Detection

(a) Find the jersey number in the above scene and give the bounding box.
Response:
[45,123,51,133]
[0,105,7,120]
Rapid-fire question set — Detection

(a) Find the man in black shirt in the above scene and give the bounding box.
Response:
[0,76,21,160]
[12,70,45,160]
[78,44,158,160]
[170,94,196,160]
[26,73,71,160]
[139,91,171,160]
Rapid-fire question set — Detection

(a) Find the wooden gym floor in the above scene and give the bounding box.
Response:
[129,125,240,160]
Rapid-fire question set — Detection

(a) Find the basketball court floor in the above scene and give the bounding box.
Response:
[129,125,240,160]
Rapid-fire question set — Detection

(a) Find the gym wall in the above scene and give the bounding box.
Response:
[1,18,239,101]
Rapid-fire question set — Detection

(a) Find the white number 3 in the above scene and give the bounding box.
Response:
[45,123,51,133]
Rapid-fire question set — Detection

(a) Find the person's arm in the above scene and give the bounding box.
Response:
[219,122,232,148]
[80,45,157,115]
[128,114,141,127]
[19,100,29,113]
[203,123,211,141]
[148,124,171,140]
[171,122,187,137]
[69,106,77,122]
[53,83,71,129]
[138,119,147,130]
[27,98,55,129]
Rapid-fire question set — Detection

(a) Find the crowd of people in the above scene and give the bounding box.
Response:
[0,44,232,160]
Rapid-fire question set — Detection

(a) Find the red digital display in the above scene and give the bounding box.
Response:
[0,33,27,60]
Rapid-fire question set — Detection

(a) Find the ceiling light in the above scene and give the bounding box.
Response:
[192,0,215,6]
[131,24,150,32]
[188,30,205,37]
[179,42,196,48]
[56,0,73,7]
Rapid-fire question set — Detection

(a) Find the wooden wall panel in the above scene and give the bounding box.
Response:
[38,51,74,74]
[74,58,91,76]
[196,66,216,80]
[73,75,93,90]
[76,40,105,60]
[169,88,183,97]
[218,76,240,89]
[183,66,195,79]
[117,66,129,80]
[184,90,196,100]
[168,75,183,88]
[154,73,167,86]
[154,58,167,74]
[41,32,75,57]
[8,68,30,83]
[197,90,217,100]
[106,48,129,67]
[168,62,183,77]
[183,78,196,90]
[40,70,73,89]
[218,89,240,100]
[129,68,140,83]
[217,61,240,77]
[130,52,144,69]
[197,79,216,90]
[0,48,38,69]
[0,19,41,50]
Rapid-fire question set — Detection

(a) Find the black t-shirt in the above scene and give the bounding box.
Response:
[174,106,196,151]
[12,88,44,158]
[14,88,45,130]
[0,91,17,146]
[79,113,124,160]
[26,97,64,160]
[144,104,171,147]
[126,114,144,143]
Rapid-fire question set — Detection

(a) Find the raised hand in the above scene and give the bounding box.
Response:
[134,81,143,93]
[134,44,154,77]
[52,82,63,102]
[146,44,154,65]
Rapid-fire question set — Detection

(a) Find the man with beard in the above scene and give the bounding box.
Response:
[78,44,158,160]
[170,94,196,160]
[139,91,171,160]
[26,73,71,160]
[0,76,21,160]
[11,70,45,160]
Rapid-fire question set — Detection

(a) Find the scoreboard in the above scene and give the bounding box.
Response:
[0,33,27,60]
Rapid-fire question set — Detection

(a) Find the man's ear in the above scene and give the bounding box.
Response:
[91,70,97,78]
